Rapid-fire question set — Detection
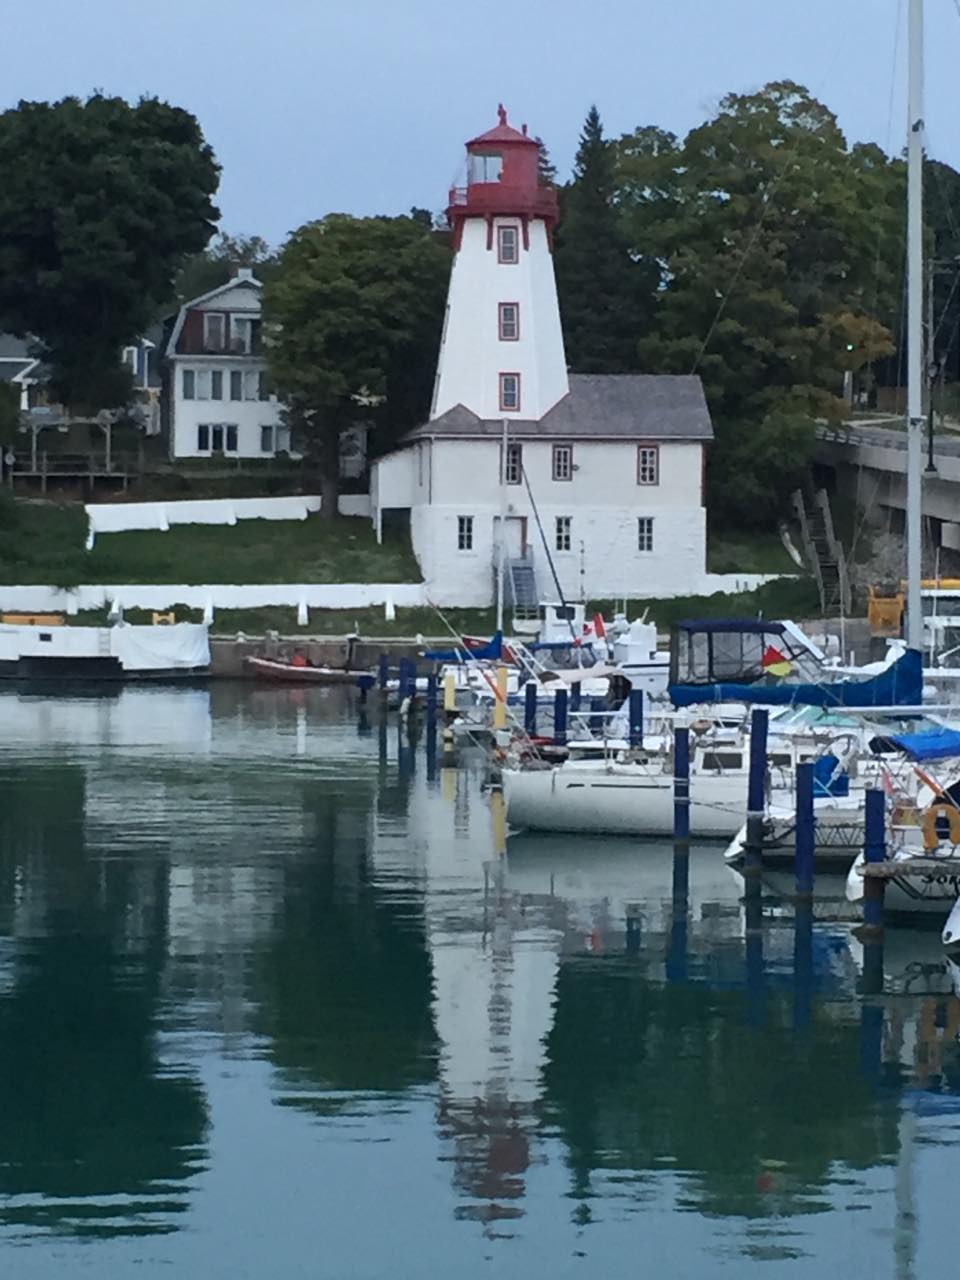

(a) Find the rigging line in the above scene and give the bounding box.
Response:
[520,461,579,644]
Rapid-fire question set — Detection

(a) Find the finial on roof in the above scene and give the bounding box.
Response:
[521,123,528,136]
[497,103,507,127]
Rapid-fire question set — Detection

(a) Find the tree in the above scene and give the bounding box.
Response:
[264,214,450,516]
[173,232,276,305]
[553,106,656,372]
[0,94,219,412]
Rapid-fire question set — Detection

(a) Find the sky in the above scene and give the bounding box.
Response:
[6,0,960,246]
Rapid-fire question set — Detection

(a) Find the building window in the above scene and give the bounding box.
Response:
[225,424,238,453]
[555,516,572,552]
[121,346,138,373]
[211,370,223,401]
[211,424,224,451]
[197,423,209,451]
[258,371,270,402]
[195,369,212,400]
[457,515,474,551]
[244,370,260,400]
[231,315,260,354]
[203,313,226,351]
[499,372,520,412]
[504,441,522,485]
[497,225,519,264]
[230,370,243,401]
[638,444,659,485]
[498,302,519,341]
[182,368,195,400]
[552,444,573,481]
[261,425,275,453]
[638,517,654,552]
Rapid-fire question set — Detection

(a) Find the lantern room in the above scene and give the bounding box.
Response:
[447,105,558,250]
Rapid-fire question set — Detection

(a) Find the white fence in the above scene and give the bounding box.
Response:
[0,583,427,615]
[84,494,372,547]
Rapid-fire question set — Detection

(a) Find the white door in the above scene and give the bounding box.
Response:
[496,517,526,559]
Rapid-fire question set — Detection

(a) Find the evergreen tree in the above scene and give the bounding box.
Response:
[553,106,655,373]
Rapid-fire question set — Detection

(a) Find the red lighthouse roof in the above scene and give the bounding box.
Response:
[467,104,538,149]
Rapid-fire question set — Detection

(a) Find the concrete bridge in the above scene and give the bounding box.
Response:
[815,419,960,560]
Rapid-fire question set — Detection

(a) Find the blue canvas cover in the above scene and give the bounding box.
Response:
[880,727,960,762]
[423,631,503,662]
[668,647,922,709]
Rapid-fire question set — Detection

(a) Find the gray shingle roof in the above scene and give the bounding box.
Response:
[406,374,713,443]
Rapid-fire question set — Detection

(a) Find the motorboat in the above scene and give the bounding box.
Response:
[0,617,210,681]
[244,655,369,685]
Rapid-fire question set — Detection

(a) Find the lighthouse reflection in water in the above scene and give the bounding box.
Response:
[0,683,957,1278]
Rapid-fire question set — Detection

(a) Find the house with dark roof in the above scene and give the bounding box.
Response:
[370,108,714,609]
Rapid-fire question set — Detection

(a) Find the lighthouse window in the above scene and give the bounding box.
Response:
[555,516,572,552]
[499,302,519,341]
[497,225,519,264]
[638,445,660,485]
[552,445,573,481]
[469,152,503,184]
[457,516,474,551]
[499,372,520,412]
[638,517,654,552]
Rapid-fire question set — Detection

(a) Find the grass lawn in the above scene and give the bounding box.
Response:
[0,499,419,586]
[707,526,798,575]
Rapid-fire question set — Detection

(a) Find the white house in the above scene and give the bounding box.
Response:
[164,269,288,459]
[371,107,713,609]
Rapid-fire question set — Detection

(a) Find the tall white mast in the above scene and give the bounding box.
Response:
[906,0,925,649]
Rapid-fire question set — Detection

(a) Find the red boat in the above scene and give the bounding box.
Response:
[244,656,369,685]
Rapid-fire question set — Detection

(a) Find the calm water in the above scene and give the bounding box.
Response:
[0,684,957,1278]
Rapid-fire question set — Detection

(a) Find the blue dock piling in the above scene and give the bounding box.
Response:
[629,689,644,748]
[794,760,815,898]
[426,672,438,722]
[743,708,769,877]
[862,788,886,937]
[524,681,538,736]
[673,726,690,843]
[570,680,581,713]
[554,688,568,746]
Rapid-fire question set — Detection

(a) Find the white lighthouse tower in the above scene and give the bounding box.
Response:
[431,105,568,421]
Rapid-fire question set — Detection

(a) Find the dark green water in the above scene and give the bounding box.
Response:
[0,684,957,1278]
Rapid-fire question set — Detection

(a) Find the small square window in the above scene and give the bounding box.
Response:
[211,370,223,401]
[499,372,520,412]
[638,517,654,552]
[498,302,519,341]
[638,445,659,485]
[552,444,573,481]
[182,368,195,400]
[230,370,243,401]
[457,515,474,551]
[261,425,275,453]
[504,442,522,485]
[197,423,210,451]
[555,516,571,552]
[497,225,519,264]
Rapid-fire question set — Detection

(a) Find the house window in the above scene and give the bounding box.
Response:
[211,424,224,451]
[499,372,520,412]
[457,516,474,551]
[182,368,195,400]
[211,370,223,401]
[552,444,573,481]
[203,313,226,351]
[225,424,238,453]
[638,444,659,485]
[231,315,261,354]
[197,423,209,451]
[195,370,212,400]
[230,370,243,401]
[261,425,275,453]
[638,517,654,552]
[121,346,138,373]
[555,516,572,552]
[258,371,270,402]
[497,225,519,264]
[244,370,260,400]
[498,302,519,341]
[504,441,522,485]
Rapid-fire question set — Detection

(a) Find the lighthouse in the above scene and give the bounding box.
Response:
[431,105,569,422]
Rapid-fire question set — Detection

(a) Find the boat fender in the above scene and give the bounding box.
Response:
[921,801,960,852]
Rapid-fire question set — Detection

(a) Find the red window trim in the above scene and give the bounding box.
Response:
[637,442,660,485]
[497,224,519,264]
[499,372,521,412]
[552,443,573,481]
[498,301,520,341]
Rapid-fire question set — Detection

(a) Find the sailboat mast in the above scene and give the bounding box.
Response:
[905,0,925,650]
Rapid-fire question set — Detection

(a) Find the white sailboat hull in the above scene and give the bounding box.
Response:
[846,851,960,918]
[503,764,746,838]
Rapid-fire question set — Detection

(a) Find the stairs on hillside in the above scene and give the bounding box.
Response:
[507,557,539,623]
[792,488,851,618]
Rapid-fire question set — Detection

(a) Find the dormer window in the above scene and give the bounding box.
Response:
[230,315,261,355]
[497,225,519,264]
[203,313,226,351]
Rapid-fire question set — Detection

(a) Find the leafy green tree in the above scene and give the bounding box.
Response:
[264,214,450,516]
[553,106,656,372]
[0,383,19,448]
[173,232,276,305]
[0,94,219,412]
